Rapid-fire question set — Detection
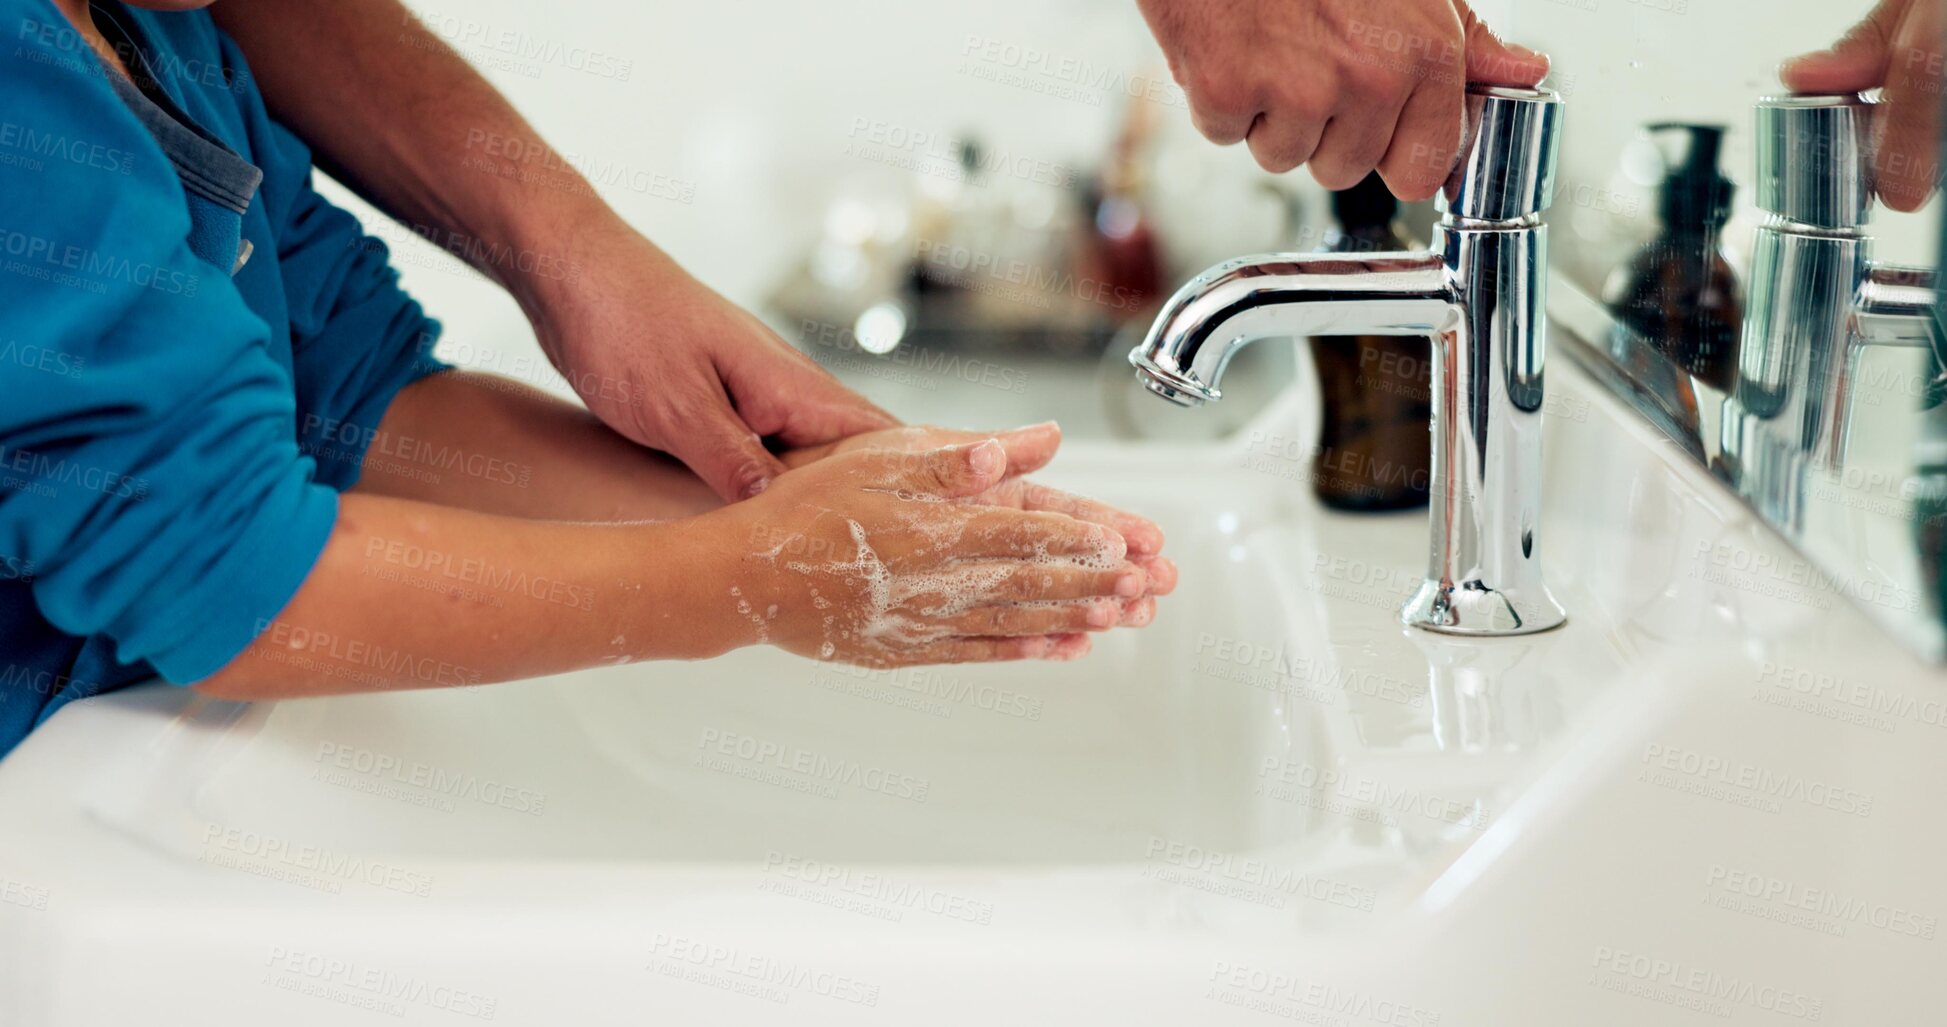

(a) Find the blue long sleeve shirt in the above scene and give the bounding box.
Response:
[0,0,448,755]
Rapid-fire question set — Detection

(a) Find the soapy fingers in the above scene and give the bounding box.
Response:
[711,440,1170,668]
[925,561,1147,603]
[783,421,1063,479]
[977,478,1165,560]
[936,600,1128,636]
[886,632,1095,667]
[950,509,1128,563]
[849,438,1013,499]
[784,421,1167,561]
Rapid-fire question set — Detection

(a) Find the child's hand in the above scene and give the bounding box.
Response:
[704,440,1154,667]
[782,422,1175,602]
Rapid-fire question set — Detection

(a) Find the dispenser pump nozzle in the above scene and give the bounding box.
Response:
[1647,123,1734,232]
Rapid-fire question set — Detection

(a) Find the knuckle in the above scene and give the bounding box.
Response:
[1186,65,1255,118]
[730,456,769,484]
[1382,159,1445,202]
[916,459,955,492]
[1274,86,1333,129]
[1310,157,1367,192]
[1248,137,1301,174]
[1349,132,1392,171]
[1339,60,1400,102]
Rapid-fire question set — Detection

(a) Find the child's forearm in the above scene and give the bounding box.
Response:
[192,493,739,700]
[352,370,721,522]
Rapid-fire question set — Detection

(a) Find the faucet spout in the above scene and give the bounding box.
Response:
[1130,86,1569,637]
[1130,253,1454,405]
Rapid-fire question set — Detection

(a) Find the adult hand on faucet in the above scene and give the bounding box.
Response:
[1782,0,1946,212]
[1133,0,1550,198]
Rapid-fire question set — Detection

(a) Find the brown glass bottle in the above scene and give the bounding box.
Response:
[1308,174,1431,512]
[1603,124,1743,392]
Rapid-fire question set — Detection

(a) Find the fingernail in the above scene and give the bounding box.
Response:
[969,439,1006,476]
[741,477,770,499]
[1115,570,1145,597]
[1087,600,1120,628]
[1014,420,1059,432]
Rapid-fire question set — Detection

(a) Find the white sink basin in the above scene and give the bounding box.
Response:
[2,354,1941,1025]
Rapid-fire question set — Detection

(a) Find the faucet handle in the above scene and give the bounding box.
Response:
[1755,93,1876,229]
[1441,85,1563,223]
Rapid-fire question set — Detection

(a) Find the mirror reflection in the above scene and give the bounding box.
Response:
[1519,0,1947,658]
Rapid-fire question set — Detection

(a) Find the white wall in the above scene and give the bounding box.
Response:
[318,0,1221,404]
[313,0,1932,408]
[313,1,1537,404]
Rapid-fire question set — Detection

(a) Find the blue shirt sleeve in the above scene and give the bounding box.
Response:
[0,15,337,683]
[270,160,449,492]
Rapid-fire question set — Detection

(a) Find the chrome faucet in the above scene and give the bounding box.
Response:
[1130,86,1567,636]
[1729,93,1943,488]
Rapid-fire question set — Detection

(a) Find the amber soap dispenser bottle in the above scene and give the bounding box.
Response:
[1307,173,1431,511]
[1602,123,1743,391]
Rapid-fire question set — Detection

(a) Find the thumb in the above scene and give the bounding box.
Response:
[897,440,1009,500]
[677,389,789,502]
[1781,0,1905,93]
[1456,0,1550,86]
[987,421,1063,478]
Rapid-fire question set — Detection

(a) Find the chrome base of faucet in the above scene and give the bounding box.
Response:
[1401,579,1567,636]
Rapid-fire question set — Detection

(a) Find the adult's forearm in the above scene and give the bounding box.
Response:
[352,370,721,521]
[212,0,622,307]
[193,493,737,700]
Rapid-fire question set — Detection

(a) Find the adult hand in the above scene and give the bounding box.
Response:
[706,442,1155,667]
[1782,0,1945,212]
[535,219,899,503]
[1135,0,1549,198]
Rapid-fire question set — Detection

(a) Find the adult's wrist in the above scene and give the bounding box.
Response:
[513,215,690,362]
[495,198,621,316]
